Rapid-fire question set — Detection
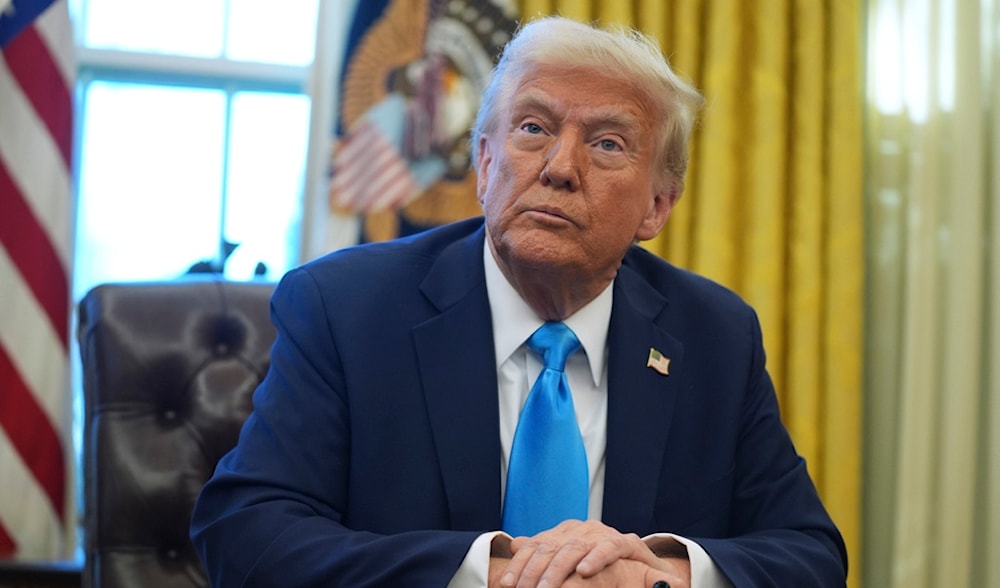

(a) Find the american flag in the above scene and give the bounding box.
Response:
[646,348,671,376]
[330,109,421,214]
[0,0,74,560]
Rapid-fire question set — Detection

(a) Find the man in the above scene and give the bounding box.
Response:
[191,16,847,587]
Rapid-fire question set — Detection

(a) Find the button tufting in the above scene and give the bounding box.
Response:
[81,281,276,587]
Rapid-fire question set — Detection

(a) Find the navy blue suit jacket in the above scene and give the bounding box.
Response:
[191,217,847,586]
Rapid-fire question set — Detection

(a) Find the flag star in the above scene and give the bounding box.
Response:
[1,0,15,17]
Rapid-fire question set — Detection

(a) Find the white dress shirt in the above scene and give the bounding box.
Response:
[446,243,732,588]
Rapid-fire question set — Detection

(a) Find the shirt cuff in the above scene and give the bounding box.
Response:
[447,531,512,588]
[643,533,734,588]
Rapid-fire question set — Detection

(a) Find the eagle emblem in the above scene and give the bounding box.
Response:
[330,0,517,242]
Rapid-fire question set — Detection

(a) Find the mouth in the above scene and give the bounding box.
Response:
[524,206,573,224]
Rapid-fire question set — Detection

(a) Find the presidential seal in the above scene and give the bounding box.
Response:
[330,0,518,242]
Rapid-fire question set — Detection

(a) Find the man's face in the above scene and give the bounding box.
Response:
[476,63,676,282]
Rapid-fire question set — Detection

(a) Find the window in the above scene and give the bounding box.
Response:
[67,0,322,555]
[70,0,319,301]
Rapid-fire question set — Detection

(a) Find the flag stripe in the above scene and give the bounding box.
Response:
[0,245,70,434]
[0,161,70,348]
[368,165,418,212]
[0,425,64,558]
[0,0,73,560]
[34,3,75,87]
[0,53,73,269]
[330,120,385,196]
[0,345,66,519]
[351,150,406,207]
[2,26,72,167]
[0,520,14,557]
[331,118,419,212]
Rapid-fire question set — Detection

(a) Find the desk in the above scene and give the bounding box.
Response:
[0,561,81,588]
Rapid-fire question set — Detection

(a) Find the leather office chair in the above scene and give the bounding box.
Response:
[76,279,275,588]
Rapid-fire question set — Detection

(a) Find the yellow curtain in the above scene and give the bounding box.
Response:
[515,1,864,586]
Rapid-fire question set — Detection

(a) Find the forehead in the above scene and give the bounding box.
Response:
[507,63,657,125]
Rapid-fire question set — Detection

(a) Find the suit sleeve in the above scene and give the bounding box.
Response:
[190,267,479,587]
[695,310,848,586]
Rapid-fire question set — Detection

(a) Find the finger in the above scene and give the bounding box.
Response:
[514,539,572,588]
[505,536,589,588]
[532,538,591,588]
[573,540,624,577]
[504,521,622,587]
[501,538,556,587]
[503,520,586,587]
[562,557,651,587]
[574,532,650,576]
[498,541,535,587]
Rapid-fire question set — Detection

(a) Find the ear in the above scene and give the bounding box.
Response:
[635,185,680,241]
[475,135,492,206]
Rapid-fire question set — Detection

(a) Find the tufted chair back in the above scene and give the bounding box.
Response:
[76,279,275,588]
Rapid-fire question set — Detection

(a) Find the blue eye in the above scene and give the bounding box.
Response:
[599,139,620,151]
[523,122,543,134]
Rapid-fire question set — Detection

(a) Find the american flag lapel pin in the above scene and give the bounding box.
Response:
[646,348,670,376]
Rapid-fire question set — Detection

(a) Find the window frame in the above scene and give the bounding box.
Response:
[66,10,329,558]
[72,44,315,278]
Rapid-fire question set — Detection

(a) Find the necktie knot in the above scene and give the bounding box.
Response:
[527,322,580,372]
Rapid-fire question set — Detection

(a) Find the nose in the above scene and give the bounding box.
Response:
[540,135,582,191]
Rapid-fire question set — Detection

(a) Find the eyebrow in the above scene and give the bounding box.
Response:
[510,91,644,137]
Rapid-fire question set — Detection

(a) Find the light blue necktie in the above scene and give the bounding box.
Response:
[502,321,589,536]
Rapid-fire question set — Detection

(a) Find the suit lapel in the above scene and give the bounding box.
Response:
[410,232,685,534]
[413,228,503,531]
[601,264,684,534]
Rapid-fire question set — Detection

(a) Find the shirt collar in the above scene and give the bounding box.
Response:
[484,241,612,387]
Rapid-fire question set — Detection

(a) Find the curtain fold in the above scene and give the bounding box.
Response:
[865,1,1000,587]
[515,1,864,586]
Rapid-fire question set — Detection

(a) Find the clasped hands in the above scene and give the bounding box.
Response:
[489,520,691,588]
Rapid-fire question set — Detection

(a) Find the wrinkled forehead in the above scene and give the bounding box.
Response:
[504,62,662,124]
